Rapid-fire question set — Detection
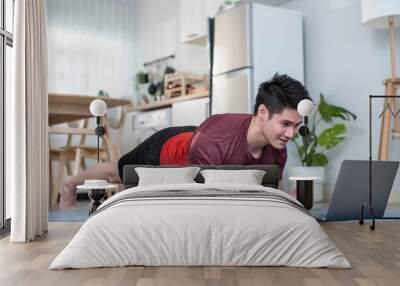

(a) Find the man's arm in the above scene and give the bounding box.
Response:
[277,148,288,181]
[188,132,223,165]
[274,148,287,190]
[278,180,283,190]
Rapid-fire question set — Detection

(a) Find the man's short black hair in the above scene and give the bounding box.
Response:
[253,73,311,116]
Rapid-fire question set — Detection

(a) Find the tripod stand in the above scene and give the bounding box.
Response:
[378,79,400,160]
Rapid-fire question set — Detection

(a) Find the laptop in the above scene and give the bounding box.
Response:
[311,160,399,221]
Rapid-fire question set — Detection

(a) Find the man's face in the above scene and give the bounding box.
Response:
[259,106,303,149]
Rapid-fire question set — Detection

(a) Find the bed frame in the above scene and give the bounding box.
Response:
[122,165,281,189]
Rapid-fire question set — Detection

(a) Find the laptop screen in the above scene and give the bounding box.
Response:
[326,160,399,221]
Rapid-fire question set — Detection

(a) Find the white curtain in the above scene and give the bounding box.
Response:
[10,0,48,242]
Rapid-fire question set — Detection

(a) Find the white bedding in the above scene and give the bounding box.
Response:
[50,183,351,269]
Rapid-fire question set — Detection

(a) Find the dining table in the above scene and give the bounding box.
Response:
[48,93,132,159]
[49,93,132,125]
[48,93,132,208]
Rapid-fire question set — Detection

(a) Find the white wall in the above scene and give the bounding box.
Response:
[132,0,208,87]
[47,0,136,98]
[280,0,400,201]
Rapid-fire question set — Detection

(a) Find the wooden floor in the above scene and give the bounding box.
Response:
[0,221,399,286]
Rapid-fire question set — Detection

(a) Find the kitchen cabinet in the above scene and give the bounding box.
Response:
[206,0,224,19]
[180,0,289,45]
[172,97,210,126]
[121,94,210,153]
[180,0,223,45]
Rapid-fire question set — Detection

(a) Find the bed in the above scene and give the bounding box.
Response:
[50,165,351,269]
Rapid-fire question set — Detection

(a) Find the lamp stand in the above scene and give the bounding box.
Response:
[378,79,400,160]
[304,116,308,165]
[95,116,105,163]
[88,188,106,215]
[378,18,400,160]
[89,116,106,215]
[298,117,309,165]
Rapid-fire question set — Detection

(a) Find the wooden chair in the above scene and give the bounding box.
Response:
[49,118,114,208]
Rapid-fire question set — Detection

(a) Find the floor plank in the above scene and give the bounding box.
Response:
[0,221,399,286]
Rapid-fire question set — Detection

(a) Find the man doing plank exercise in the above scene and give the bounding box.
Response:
[60,73,311,210]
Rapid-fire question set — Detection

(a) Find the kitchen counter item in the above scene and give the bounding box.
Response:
[127,92,209,112]
[164,72,207,98]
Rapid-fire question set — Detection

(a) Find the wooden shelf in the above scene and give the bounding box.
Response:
[127,92,209,112]
[164,72,207,98]
[166,87,184,93]
[165,72,205,83]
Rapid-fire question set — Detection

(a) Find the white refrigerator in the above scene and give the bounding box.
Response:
[211,3,304,114]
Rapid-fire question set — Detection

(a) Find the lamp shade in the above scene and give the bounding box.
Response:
[90,99,107,116]
[297,99,314,116]
[361,0,400,29]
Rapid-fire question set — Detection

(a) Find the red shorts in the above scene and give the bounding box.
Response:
[159,132,194,165]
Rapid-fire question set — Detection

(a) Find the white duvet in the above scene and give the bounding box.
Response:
[50,183,351,269]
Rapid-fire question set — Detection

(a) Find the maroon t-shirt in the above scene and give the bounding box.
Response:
[188,114,287,178]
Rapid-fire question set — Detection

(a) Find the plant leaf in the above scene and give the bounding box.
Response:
[318,93,357,123]
[318,124,347,149]
[310,153,328,166]
[318,93,332,122]
[292,92,357,167]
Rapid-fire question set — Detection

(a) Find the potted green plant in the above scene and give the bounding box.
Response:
[289,92,357,202]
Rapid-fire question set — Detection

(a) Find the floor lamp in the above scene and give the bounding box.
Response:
[89,99,107,162]
[361,0,400,160]
[87,99,107,214]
